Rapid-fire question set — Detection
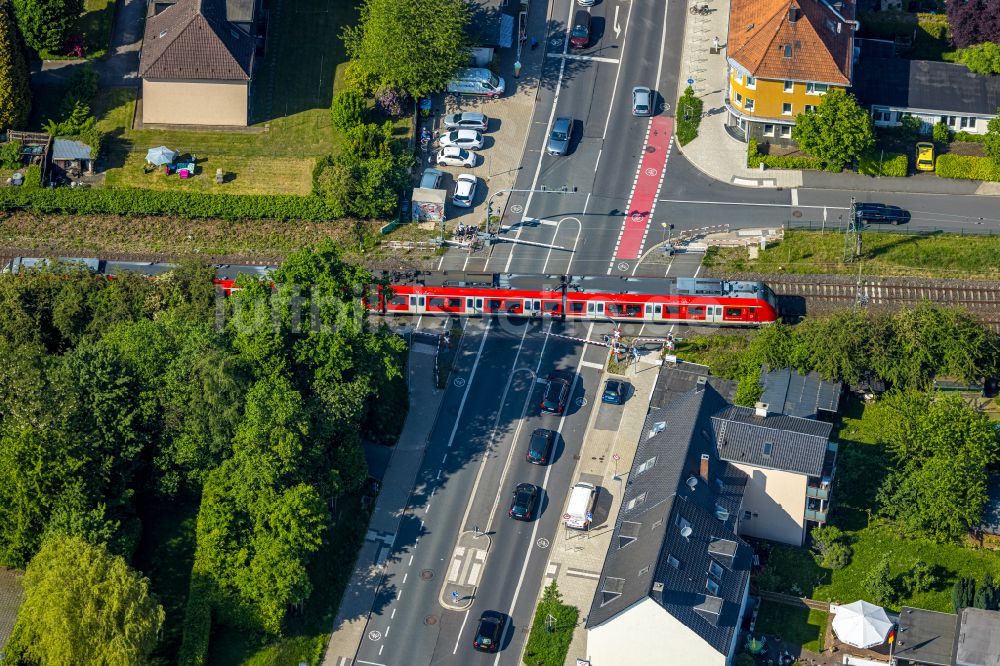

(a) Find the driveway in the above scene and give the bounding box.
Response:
[30,0,145,88]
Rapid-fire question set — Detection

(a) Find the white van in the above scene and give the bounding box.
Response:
[446,68,506,98]
[564,482,597,529]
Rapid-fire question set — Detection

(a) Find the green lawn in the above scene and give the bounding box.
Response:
[38,0,116,59]
[523,583,579,666]
[755,601,827,653]
[703,229,1000,280]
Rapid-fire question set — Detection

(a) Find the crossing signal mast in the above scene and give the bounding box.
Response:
[843,196,862,263]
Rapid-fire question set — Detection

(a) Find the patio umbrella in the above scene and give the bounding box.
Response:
[832,600,893,649]
[145,146,178,166]
[746,635,767,654]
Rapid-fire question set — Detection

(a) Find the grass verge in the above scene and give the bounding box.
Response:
[38,0,115,60]
[675,87,703,146]
[755,601,827,653]
[702,229,1000,280]
[523,582,579,666]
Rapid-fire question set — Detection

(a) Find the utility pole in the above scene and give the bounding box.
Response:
[844,197,861,263]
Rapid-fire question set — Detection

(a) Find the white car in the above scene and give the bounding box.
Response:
[435,146,477,168]
[452,174,478,208]
[439,129,484,151]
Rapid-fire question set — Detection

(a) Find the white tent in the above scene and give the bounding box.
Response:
[832,600,893,649]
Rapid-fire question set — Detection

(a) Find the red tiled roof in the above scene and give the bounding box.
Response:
[728,0,854,85]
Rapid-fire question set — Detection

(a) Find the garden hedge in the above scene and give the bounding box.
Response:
[747,138,825,170]
[936,154,1000,181]
[858,151,908,177]
[0,186,335,221]
[675,86,703,146]
[954,131,986,143]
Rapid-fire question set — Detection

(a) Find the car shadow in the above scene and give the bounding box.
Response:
[590,485,614,529]
[549,432,566,465]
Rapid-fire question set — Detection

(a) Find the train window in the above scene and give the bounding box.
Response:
[448,298,462,308]
[391,295,407,305]
[410,296,417,306]
[654,304,662,315]
[587,303,595,313]
[488,299,502,310]
[532,300,540,311]
[570,302,585,313]
[597,303,604,313]
[665,305,680,315]
[645,304,653,314]
[476,298,483,308]
[428,297,446,308]
[625,304,641,317]
[688,306,705,318]
[418,297,425,306]
[543,301,560,312]
[725,307,742,318]
[508,302,522,313]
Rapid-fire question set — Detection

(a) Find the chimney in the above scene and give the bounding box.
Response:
[700,453,710,482]
[788,6,798,23]
[696,376,708,392]
[652,581,664,602]
[754,402,769,418]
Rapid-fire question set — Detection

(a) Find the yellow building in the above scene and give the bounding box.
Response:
[726,0,856,145]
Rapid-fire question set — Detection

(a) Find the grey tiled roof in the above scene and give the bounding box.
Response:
[895,607,958,666]
[713,405,832,477]
[140,0,254,81]
[759,365,842,419]
[650,362,736,410]
[587,378,751,658]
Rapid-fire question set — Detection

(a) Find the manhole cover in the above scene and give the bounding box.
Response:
[425,615,438,625]
[644,146,656,153]
[792,210,803,218]
[420,569,434,580]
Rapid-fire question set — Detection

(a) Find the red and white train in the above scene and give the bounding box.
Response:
[2,259,780,326]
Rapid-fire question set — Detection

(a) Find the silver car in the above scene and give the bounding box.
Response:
[439,129,484,151]
[547,117,572,156]
[577,0,595,5]
[452,174,478,208]
[419,167,444,189]
[435,146,477,168]
[632,86,653,116]
[443,111,488,131]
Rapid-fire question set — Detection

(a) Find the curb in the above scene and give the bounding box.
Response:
[439,530,493,611]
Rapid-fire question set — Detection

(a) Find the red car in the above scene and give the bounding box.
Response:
[570,9,591,48]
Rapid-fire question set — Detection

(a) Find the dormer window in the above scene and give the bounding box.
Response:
[706,578,720,595]
[601,577,625,606]
[619,521,641,549]
[626,492,647,511]
[667,554,680,568]
[762,441,773,457]
[636,456,656,476]
[783,44,792,58]
[709,560,724,579]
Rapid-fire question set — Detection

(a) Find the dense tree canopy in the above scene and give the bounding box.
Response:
[0,0,30,130]
[343,0,471,98]
[792,89,874,172]
[946,0,1000,48]
[11,0,82,53]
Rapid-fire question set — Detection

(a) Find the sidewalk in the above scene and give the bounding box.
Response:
[321,341,445,666]
[518,353,666,666]
[671,0,1000,195]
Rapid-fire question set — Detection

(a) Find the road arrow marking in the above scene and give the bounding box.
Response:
[614,5,622,39]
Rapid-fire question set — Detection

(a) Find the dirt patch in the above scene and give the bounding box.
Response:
[943,141,986,157]
[0,567,23,653]
[756,142,813,158]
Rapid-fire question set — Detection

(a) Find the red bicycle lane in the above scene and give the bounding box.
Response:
[614,116,674,261]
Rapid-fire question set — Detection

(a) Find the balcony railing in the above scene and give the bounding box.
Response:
[805,508,828,523]
[806,485,830,501]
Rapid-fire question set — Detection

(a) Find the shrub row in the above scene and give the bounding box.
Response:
[675,87,703,146]
[954,131,986,143]
[936,154,1000,182]
[858,151,908,177]
[747,139,825,170]
[0,186,335,221]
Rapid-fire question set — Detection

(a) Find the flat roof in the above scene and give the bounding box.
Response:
[896,606,958,666]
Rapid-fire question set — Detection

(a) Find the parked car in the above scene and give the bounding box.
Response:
[601,379,628,404]
[570,9,591,48]
[435,146,477,168]
[564,481,597,529]
[541,372,572,414]
[526,428,556,465]
[632,86,653,116]
[439,129,484,151]
[473,611,505,652]
[547,116,573,156]
[447,68,505,98]
[452,174,478,208]
[855,203,908,225]
[508,482,539,521]
[916,142,935,172]
[577,0,595,6]
[443,111,489,131]
[419,167,444,189]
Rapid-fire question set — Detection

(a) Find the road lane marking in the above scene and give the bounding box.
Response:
[379,645,383,655]
[391,608,396,619]
[566,568,601,579]
[580,360,604,370]
[541,217,582,275]
[402,573,407,584]
[445,320,491,449]
[408,555,413,566]
[385,625,390,636]
[356,659,386,665]
[452,609,471,654]
[546,52,621,64]
[657,197,840,209]
[791,188,799,206]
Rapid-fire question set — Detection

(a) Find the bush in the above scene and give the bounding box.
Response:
[0,186,337,220]
[330,89,367,132]
[375,87,409,118]
[811,525,853,569]
[858,151,908,177]
[955,131,986,143]
[902,560,939,596]
[22,164,41,188]
[957,42,1000,75]
[177,573,212,666]
[936,154,1000,181]
[675,86,703,146]
[747,138,825,170]
[0,139,20,168]
[523,582,579,666]
[343,60,378,95]
[864,554,895,606]
[932,121,952,144]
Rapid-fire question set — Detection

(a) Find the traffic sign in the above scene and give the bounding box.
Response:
[687,78,695,85]
[563,513,571,520]
[613,453,620,461]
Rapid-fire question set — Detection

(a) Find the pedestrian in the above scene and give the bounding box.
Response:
[712,35,720,50]
[530,38,538,50]
[457,223,464,236]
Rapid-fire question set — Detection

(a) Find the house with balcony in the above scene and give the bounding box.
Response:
[725,0,857,145]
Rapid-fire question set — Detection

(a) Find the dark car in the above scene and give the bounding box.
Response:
[602,379,628,404]
[473,611,506,652]
[541,373,572,414]
[855,203,908,225]
[526,428,556,464]
[509,482,539,521]
[570,9,591,48]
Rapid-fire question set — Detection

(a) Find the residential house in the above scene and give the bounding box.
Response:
[851,40,1000,136]
[587,369,753,666]
[138,0,260,126]
[725,0,857,144]
[759,364,842,421]
[895,606,959,666]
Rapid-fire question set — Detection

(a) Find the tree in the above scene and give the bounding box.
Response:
[9,534,164,665]
[901,560,939,596]
[330,88,367,132]
[953,576,976,612]
[946,0,1000,48]
[810,525,853,569]
[974,573,997,610]
[11,0,83,53]
[343,0,471,98]
[864,554,895,606]
[958,42,1000,75]
[0,0,29,130]
[933,121,952,144]
[792,88,874,171]
[985,113,1000,166]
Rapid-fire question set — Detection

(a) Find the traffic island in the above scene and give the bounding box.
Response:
[438,530,492,611]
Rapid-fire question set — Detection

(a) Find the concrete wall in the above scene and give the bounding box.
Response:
[733,464,807,546]
[588,598,727,666]
[142,79,249,126]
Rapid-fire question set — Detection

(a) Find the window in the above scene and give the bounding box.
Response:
[783,80,794,92]
[600,577,625,606]
[734,91,743,107]
[779,126,792,138]
[806,82,829,95]
[782,103,792,116]
[709,561,724,578]
[675,515,692,530]
[744,98,754,112]
[687,306,705,318]
[725,307,742,318]
[961,116,973,128]
[763,124,775,137]
[487,299,502,310]
[745,75,756,89]
[665,305,680,315]
[391,295,408,305]
[873,108,891,122]
[569,302,585,313]
[626,492,647,511]
[762,441,774,457]
[783,44,792,58]
[706,579,720,595]
[543,301,560,312]
[805,104,816,113]
[639,565,650,576]
[448,298,462,308]
[428,297,446,307]
[743,510,752,520]
[636,456,657,476]
[667,554,680,569]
